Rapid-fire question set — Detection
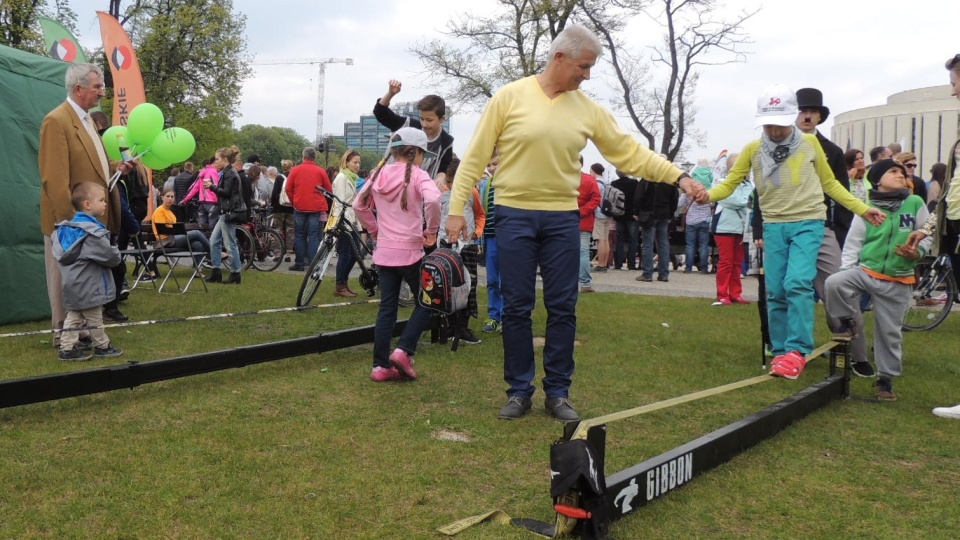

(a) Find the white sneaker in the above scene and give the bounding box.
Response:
[932,404,960,419]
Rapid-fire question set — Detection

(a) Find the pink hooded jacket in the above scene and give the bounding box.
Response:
[353,161,441,267]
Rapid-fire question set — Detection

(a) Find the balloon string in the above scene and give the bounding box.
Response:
[107,149,149,192]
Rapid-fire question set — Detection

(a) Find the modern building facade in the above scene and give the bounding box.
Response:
[831,85,960,175]
[337,101,452,155]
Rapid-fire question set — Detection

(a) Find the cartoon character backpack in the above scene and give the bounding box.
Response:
[418,246,471,315]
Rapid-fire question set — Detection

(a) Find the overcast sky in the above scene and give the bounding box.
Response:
[67,0,958,170]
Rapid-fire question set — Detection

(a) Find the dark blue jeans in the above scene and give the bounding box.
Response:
[641,219,671,278]
[374,261,433,369]
[496,205,579,399]
[293,211,322,267]
[335,230,359,285]
[614,219,639,270]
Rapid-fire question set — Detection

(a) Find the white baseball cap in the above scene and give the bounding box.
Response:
[390,127,437,158]
[754,83,799,128]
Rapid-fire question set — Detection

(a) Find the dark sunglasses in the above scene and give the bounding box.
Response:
[904,163,917,169]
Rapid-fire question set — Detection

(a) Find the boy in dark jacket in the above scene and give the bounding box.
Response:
[53,182,124,361]
[374,79,454,184]
[825,160,931,401]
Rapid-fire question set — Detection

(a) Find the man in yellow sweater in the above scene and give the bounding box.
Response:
[446,25,704,422]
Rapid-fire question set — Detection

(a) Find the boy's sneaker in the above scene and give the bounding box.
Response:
[59,348,93,361]
[482,319,502,333]
[711,298,732,306]
[458,328,482,345]
[94,345,123,358]
[832,317,859,341]
[874,377,897,401]
[370,366,403,382]
[389,348,418,380]
[770,350,807,380]
[851,361,876,378]
[497,396,532,419]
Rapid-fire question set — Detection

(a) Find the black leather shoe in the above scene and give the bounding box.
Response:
[497,396,532,419]
[545,397,581,422]
[222,272,242,284]
[102,307,129,322]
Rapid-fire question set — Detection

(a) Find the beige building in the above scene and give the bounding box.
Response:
[831,85,960,175]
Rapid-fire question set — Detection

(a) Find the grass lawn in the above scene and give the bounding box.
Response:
[1,267,958,539]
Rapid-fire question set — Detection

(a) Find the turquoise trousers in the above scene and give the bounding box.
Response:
[763,220,824,355]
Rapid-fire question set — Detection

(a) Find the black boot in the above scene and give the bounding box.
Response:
[222,272,242,284]
[205,268,222,283]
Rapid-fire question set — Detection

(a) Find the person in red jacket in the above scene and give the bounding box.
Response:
[285,146,332,271]
[578,164,602,293]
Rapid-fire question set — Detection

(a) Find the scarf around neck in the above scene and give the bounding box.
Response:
[340,167,359,185]
[759,127,802,184]
[868,187,910,212]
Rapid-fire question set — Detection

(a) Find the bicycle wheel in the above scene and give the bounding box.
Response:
[252,228,284,272]
[235,226,255,271]
[902,257,956,331]
[297,236,337,307]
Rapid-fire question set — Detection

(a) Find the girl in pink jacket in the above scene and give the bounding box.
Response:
[354,128,442,382]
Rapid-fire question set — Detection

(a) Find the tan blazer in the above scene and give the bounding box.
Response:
[39,101,121,235]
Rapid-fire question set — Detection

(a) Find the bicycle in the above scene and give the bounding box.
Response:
[296,188,378,307]
[236,208,285,272]
[902,253,957,331]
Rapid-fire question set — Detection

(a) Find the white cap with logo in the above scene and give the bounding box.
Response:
[754,83,798,128]
[390,126,437,158]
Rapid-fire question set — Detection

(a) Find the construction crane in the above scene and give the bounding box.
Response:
[250,57,354,146]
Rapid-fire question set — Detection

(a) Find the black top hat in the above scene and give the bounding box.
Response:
[795,88,830,124]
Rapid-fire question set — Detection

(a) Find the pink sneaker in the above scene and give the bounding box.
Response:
[389,348,418,380]
[731,297,751,304]
[769,350,807,380]
[370,366,403,382]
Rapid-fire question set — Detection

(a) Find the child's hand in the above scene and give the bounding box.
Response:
[862,208,886,226]
[387,80,402,97]
[424,231,437,247]
[894,243,921,260]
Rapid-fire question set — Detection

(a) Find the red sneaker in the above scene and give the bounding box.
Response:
[370,366,403,382]
[770,350,807,380]
[731,297,751,304]
[389,348,418,380]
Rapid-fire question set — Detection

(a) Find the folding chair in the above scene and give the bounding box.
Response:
[119,229,161,291]
[154,222,209,294]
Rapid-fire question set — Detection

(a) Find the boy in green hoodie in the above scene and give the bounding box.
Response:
[824,160,931,401]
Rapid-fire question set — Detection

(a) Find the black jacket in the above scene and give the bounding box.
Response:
[373,100,454,180]
[173,170,197,204]
[212,168,245,215]
[270,173,292,214]
[634,179,679,222]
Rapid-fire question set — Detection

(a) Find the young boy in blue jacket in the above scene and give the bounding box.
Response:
[53,182,124,361]
[825,160,931,401]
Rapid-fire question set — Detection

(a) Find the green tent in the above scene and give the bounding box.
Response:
[0,44,69,324]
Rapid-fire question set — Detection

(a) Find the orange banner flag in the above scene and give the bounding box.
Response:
[97,11,154,215]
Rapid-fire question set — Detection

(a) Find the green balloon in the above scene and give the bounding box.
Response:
[139,150,171,170]
[101,126,129,161]
[126,103,165,147]
[149,127,196,163]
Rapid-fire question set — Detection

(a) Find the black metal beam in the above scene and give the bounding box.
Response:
[0,320,414,410]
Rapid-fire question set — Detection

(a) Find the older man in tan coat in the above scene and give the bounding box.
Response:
[39,62,132,344]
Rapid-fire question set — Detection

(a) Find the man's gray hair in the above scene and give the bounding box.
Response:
[65,63,103,92]
[266,166,278,177]
[303,146,317,160]
[547,25,603,61]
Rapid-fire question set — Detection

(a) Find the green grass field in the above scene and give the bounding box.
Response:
[1,268,958,539]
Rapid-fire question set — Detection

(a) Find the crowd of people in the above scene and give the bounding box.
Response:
[37,36,960,420]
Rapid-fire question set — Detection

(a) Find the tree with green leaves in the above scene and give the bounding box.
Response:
[1,0,78,54]
[410,0,756,161]
[233,124,310,168]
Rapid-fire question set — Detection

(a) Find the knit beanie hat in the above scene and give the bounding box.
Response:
[867,159,907,185]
